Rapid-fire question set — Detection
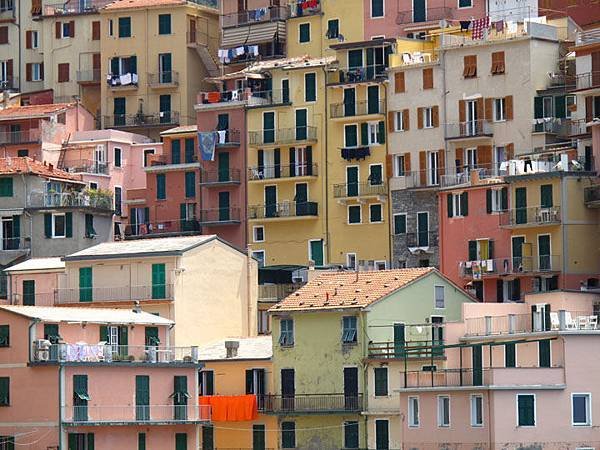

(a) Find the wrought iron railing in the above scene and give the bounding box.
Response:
[326,65,387,84]
[104,111,179,128]
[396,6,453,24]
[124,219,201,238]
[499,206,561,227]
[445,120,492,139]
[249,202,318,219]
[0,129,41,144]
[27,191,113,211]
[55,284,174,303]
[198,207,241,224]
[221,5,288,28]
[76,69,101,83]
[62,160,109,175]
[248,126,317,146]
[262,393,363,413]
[200,169,241,184]
[62,404,210,424]
[330,100,385,118]
[147,71,179,86]
[333,182,387,198]
[574,71,600,91]
[248,164,318,180]
[258,283,305,301]
[393,231,438,248]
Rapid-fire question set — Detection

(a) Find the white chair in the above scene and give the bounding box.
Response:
[578,315,589,330]
[565,312,577,329]
[550,312,560,330]
[587,315,598,330]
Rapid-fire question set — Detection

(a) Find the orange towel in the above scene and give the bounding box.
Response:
[198,395,258,422]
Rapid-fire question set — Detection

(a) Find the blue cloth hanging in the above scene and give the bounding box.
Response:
[198,131,218,161]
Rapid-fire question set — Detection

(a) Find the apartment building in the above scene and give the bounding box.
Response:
[57,235,258,346]
[268,268,473,449]
[99,0,219,140]
[0,304,207,449]
[3,257,65,307]
[197,336,277,449]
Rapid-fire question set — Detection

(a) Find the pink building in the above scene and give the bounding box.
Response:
[0,305,209,449]
[3,257,65,307]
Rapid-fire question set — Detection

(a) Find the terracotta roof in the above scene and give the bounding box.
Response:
[102,0,186,10]
[0,157,82,182]
[0,103,74,120]
[270,268,436,312]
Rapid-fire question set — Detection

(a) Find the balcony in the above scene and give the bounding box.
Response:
[499,206,561,228]
[76,69,101,85]
[0,76,18,91]
[198,207,241,226]
[43,0,111,15]
[221,5,288,28]
[106,73,138,90]
[248,126,317,147]
[584,185,600,208]
[394,231,438,249]
[62,404,210,426]
[258,283,305,302]
[368,341,444,359]
[289,0,321,17]
[262,394,363,414]
[248,201,318,220]
[103,111,179,128]
[199,169,241,186]
[445,120,492,140]
[124,219,201,239]
[0,237,31,264]
[327,65,387,85]
[197,89,250,106]
[248,163,318,181]
[0,128,41,144]
[568,118,590,137]
[216,129,241,147]
[147,71,179,89]
[333,182,387,199]
[396,6,453,25]
[573,71,600,92]
[330,100,384,120]
[393,170,442,189]
[532,118,568,136]
[27,191,114,212]
[459,255,561,278]
[55,284,174,304]
[246,89,291,108]
[62,160,108,175]
[440,165,498,188]
[222,45,285,66]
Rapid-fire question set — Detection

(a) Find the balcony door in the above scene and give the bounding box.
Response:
[348,49,363,70]
[346,166,359,197]
[427,151,439,186]
[1,216,18,251]
[417,212,429,247]
[466,100,477,136]
[264,186,277,218]
[515,187,527,224]
[291,146,311,176]
[472,344,483,386]
[538,235,551,271]
[295,109,307,141]
[159,53,172,83]
[281,369,295,411]
[136,375,150,420]
[343,88,356,116]
[263,112,275,144]
[393,323,405,357]
[413,0,426,22]
[431,316,443,356]
[309,240,324,266]
[344,367,359,410]
[159,94,171,124]
[295,183,308,216]
[113,97,126,126]
[218,152,230,182]
[218,191,230,221]
[367,85,380,114]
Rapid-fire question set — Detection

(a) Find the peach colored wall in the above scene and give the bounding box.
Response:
[592,124,600,172]
[8,271,61,306]
[0,310,34,363]
[0,426,58,450]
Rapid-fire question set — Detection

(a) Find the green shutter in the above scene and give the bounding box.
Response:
[87,433,94,450]
[85,214,95,237]
[378,120,385,143]
[540,184,553,208]
[394,215,406,234]
[185,138,195,163]
[534,97,544,119]
[185,172,196,198]
[245,369,254,394]
[375,419,389,449]
[486,189,492,213]
[460,191,468,216]
[68,434,77,450]
[172,139,181,164]
[374,368,388,396]
[0,325,10,347]
[0,377,8,405]
[554,95,566,119]
[518,395,535,426]
[99,325,108,342]
[252,424,265,450]
[145,327,159,346]
[505,343,516,367]
[156,174,166,200]
[360,123,368,146]
[65,212,72,238]
[22,280,35,306]
[78,267,92,302]
[281,422,295,448]
[447,194,453,218]
[305,73,316,102]
[539,339,551,367]
[501,187,508,210]
[175,433,187,450]
[118,17,131,37]
[118,325,128,357]
[158,14,171,34]
[299,23,310,43]
[345,125,357,147]
[12,215,19,241]
[136,375,150,420]
[138,433,146,450]
[0,178,13,197]
[202,425,213,450]
[152,263,166,299]
[344,421,359,449]
[468,241,477,261]
[489,239,494,259]
[44,213,52,238]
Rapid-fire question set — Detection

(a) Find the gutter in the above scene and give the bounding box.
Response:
[321,66,330,265]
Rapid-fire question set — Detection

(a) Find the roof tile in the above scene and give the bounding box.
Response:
[0,157,82,182]
[0,103,74,120]
[103,0,186,10]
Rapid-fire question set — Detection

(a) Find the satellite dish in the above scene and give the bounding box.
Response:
[439,19,448,28]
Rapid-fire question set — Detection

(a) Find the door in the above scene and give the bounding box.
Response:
[466,100,477,135]
[282,79,290,103]
[159,53,172,83]
[263,112,275,144]
[218,152,229,182]
[346,166,358,197]
[73,375,88,422]
[343,88,356,116]
[512,236,525,270]
[367,85,379,114]
[515,187,527,224]
[393,323,405,357]
[428,151,439,185]
[343,367,359,410]
[173,376,188,420]
[281,369,295,411]
[309,240,324,266]
[539,339,551,367]
[538,235,551,270]
[264,186,277,218]
[417,212,429,247]
[218,191,230,221]
[23,280,35,306]
[252,424,265,450]
[431,316,444,357]
[295,109,307,141]
[136,375,150,420]
[413,0,426,22]
[159,95,171,123]
[151,263,166,299]
[472,344,483,386]
[113,97,126,126]
[295,183,308,215]
[375,419,389,450]
[79,267,92,302]
[348,49,363,70]
[145,326,159,346]
[369,165,382,186]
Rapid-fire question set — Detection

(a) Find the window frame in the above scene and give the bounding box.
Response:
[370,0,384,18]
[52,213,66,238]
[326,18,340,39]
[0,325,9,347]
[393,213,406,235]
[516,393,536,427]
[199,370,214,396]
[281,421,296,449]
[458,0,473,8]
[367,121,380,145]
[393,154,405,177]
[408,396,420,427]
[298,22,310,43]
[342,316,357,344]
[494,97,506,122]
[113,147,122,168]
[251,250,265,268]
[369,203,383,223]
[118,16,132,38]
[343,420,359,449]
[253,225,264,243]
[279,318,294,347]
[571,393,591,427]
[158,13,171,35]
[394,111,404,132]
[434,285,445,309]
[470,394,484,427]
[437,395,450,427]
[304,72,317,102]
[31,63,42,81]
[423,107,433,128]
[348,205,361,225]
[373,366,388,397]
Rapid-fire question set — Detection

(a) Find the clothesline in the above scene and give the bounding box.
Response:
[218,45,259,63]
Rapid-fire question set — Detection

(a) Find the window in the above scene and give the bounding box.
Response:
[344,124,358,147]
[374,367,388,396]
[158,14,171,34]
[114,186,122,215]
[185,172,196,198]
[251,250,265,268]
[156,174,166,200]
[368,122,380,145]
[59,21,74,38]
[342,316,357,343]
[369,204,382,223]
[371,0,384,17]
[253,226,264,243]
[114,147,122,167]
[0,436,14,450]
[85,214,95,238]
[252,425,265,450]
[52,213,66,238]
[199,370,214,396]
[423,107,433,128]
[540,184,553,208]
[346,253,357,270]
[408,396,419,427]
[30,63,42,81]
[566,95,576,119]
[304,72,316,102]
[491,51,505,74]
[517,394,535,426]
[281,422,295,448]
[326,19,339,39]
[343,421,359,449]
[201,425,213,450]
[175,433,187,450]
[299,23,310,43]
[67,433,95,450]
[0,325,8,347]
[448,192,468,217]
[0,178,12,197]
[89,182,98,190]
[138,433,146,450]
[394,111,405,132]
[58,63,69,82]
[438,395,450,427]
[487,187,508,213]
[538,339,551,367]
[393,154,405,176]
[471,395,483,426]
[504,343,516,368]
[118,17,131,38]
[572,393,591,426]
[0,0,11,12]
[0,377,8,405]
[422,67,433,89]
[459,0,472,7]
[494,98,506,121]
[434,285,445,308]
[91,21,100,40]
[463,55,477,78]
[348,205,361,224]
[108,19,113,36]
[393,213,406,235]
[279,319,294,346]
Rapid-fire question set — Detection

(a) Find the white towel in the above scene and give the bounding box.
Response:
[250,45,259,56]
[235,46,245,56]
[486,260,494,271]
[231,90,239,100]
[132,73,138,84]
[217,130,226,144]
[120,73,132,85]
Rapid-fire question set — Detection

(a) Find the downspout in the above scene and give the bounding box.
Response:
[383,80,391,267]
[360,310,369,449]
[246,250,252,336]
[321,66,330,265]
[59,364,65,450]
[16,0,21,91]
[560,178,568,289]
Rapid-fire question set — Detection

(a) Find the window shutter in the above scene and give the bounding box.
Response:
[378,121,385,143]
[44,213,52,237]
[437,149,445,179]
[0,377,8,405]
[501,187,508,210]
[455,147,464,168]
[245,369,254,394]
[100,325,108,342]
[402,109,410,130]
[69,20,75,37]
[419,151,426,185]
[404,153,411,171]
[476,98,484,122]
[175,434,187,450]
[185,171,196,198]
[459,100,466,123]
[468,240,477,261]
[87,433,94,450]
[585,96,593,122]
[25,30,32,48]
[6,59,12,80]
[386,154,393,179]
[447,194,453,218]
[130,55,137,74]
[12,215,19,240]
[26,63,32,82]
[388,111,394,131]
[505,95,513,120]
[306,146,312,175]
[289,147,296,177]
[534,97,544,119]
[489,239,494,259]
[461,191,468,216]
[40,63,44,80]
[432,105,439,127]
[180,203,186,221]
[0,325,9,347]
[65,212,72,237]
[540,184,553,208]
[486,189,492,213]
[423,68,433,89]
[463,55,470,77]
[257,150,264,172]
[394,72,405,93]
[274,148,281,178]
[485,98,493,120]
[554,95,566,119]
[119,325,128,347]
[477,145,492,171]
[360,123,368,146]
[92,21,100,40]
[55,21,61,38]
[506,143,514,160]
[417,107,423,129]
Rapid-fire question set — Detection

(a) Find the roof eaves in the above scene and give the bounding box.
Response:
[63,250,184,262]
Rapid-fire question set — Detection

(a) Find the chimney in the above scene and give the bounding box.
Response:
[48,163,54,171]
[225,340,239,358]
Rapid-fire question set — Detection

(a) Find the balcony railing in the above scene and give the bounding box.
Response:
[248,201,318,220]
[55,284,174,304]
[327,65,387,85]
[584,185,600,207]
[197,89,249,105]
[246,89,290,108]
[0,76,18,90]
[76,69,101,84]
[532,118,568,135]
[262,394,363,414]
[440,165,497,188]
[27,191,113,211]
[62,160,108,175]
[104,111,179,128]
[198,207,241,225]
[62,404,210,424]
[368,340,445,359]
[396,6,453,24]
[124,219,201,238]
[199,169,241,185]
[221,5,288,28]
[43,0,111,15]
[401,368,490,388]
[330,100,384,118]
[445,120,492,139]
[458,255,561,278]
[333,182,387,198]
[258,283,305,302]
[499,206,561,227]
[215,129,241,146]
[248,163,318,181]
[107,73,138,89]
[248,126,317,146]
[574,71,600,91]
[568,118,590,136]
[0,129,41,144]
[9,291,53,306]
[393,231,438,248]
[223,45,285,66]
[147,71,179,87]
[1,237,30,253]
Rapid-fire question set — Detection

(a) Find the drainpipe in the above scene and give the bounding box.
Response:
[383,80,392,267]
[321,66,330,265]
[561,178,568,289]
[59,364,64,450]
[246,250,252,336]
[16,0,21,92]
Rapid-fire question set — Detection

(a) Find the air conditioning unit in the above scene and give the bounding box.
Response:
[34,339,51,361]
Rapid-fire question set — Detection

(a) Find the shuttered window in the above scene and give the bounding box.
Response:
[118,17,131,38]
[491,51,505,74]
[344,421,359,449]
[0,378,8,405]
[91,21,100,40]
[540,184,553,208]
[505,343,516,367]
[0,178,12,197]
[158,14,171,35]
[423,68,433,89]
[138,433,146,450]
[299,23,310,43]
[279,319,294,346]
[23,280,35,306]
[185,171,196,198]
[348,205,361,224]
[517,394,535,426]
[304,72,316,102]
[393,214,406,234]
[201,425,213,450]
[252,424,265,450]
[374,367,388,396]
[156,174,166,200]
[79,267,92,302]
[281,422,295,448]
[0,325,8,347]
[58,63,69,82]
[0,26,8,44]
[151,263,166,299]
[463,55,477,78]
[175,433,187,450]
[342,316,357,343]
[375,419,389,449]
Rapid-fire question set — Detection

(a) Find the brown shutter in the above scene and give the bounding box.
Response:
[402,109,410,130]
[40,62,44,80]
[477,145,492,170]
[438,149,445,179]
[485,98,493,121]
[455,147,464,168]
[26,63,32,82]
[404,153,411,171]
[476,98,484,122]
[505,95,513,120]
[506,143,514,160]
[58,63,69,82]
[6,59,12,80]
[491,51,505,74]
[432,105,439,128]
[55,21,61,38]
[423,68,433,89]
[472,55,478,77]
[463,56,470,77]
[0,27,8,45]
[92,21,100,40]
[386,154,393,178]
[69,21,75,37]
[25,30,31,48]
[459,100,466,123]
[388,111,395,131]
[419,151,426,185]
[93,53,101,70]
[395,72,405,93]
[586,96,593,123]
[417,107,423,129]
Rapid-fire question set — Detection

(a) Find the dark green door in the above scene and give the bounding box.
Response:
[23,280,35,306]
[348,49,363,69]
[173,376,188,420]
[159,53,172,83]
[346,166,358,197]
[295,183,308,216]
[218,191,230,221]
[136,375,150,420]
[265,186,277,218]
[218,152,229,182]
[151,263,166,299]
[370,165,383,185]
[540,184,553,208]
[73,375,88,421]
[539,339,551,367]
[295,109,307,141]
[309,240,324,266]
[417,212,429,247]
[114,98,126,126]
[263,112,275,144]
[217,113,229,131]
[413,0,426,22]
[343,88,355,117]
[512,236,525,270]
[538,235,551,270]
[159,95,171,123]
[145,326,159,346]
[79,267,92,302]
[472,344,483,386]
[367,85,380,114]
[393,323,405,357]
[175,433,187,450]
[252,424,265,450]
[515,187,527,224]
[375,419,389,450]
[282,79,290,103]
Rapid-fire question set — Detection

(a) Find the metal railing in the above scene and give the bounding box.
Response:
[248,126,317,146]
[147,71,179,86]
[43,0,110,15]
[200,169,241,184]
[499,206,561,227]
[124,219,201,238]
[401,368,489,388]
[393,231,438,248]
[104,111,179,128]
[221,5,288,28]
[215,129,241,146]
[568,118,590,136]
[198,207,241,224]
[0,129,41,144]
[368,340,445,359]
[223,46,285,66]
[333,182,387,198]
[330,100,384,118]
[262,394,363,414]
[396,6,453,24]
[249,201,318,220]
[62,404,210,424]
[0,237,31,252]
[246,89,290,108]
[574,71,600,91]
[62,160,108,175]
[28,191,113,211]
[445,120,492,139]
[197,89,249,105]
[258,283,305,301]
[532,118,568,135]
[327,65,387,85]
[76,69,101,83]
[0,76,18,90]
[248,164,318,181]
[10,291,53,306]
[395,170,442,189]
[440,165,498,188]
[55,284,174,303]
[584,185,600,206]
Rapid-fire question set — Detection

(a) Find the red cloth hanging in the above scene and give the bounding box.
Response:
[199,395,258,422]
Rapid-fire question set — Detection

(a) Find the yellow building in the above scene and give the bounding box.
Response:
[99,0,219,139]
[197,336,277,449]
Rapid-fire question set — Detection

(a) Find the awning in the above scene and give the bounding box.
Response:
[222,21,286,48]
